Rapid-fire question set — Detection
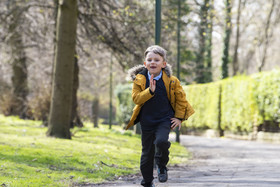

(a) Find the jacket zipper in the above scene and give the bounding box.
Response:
[169,80,172,102]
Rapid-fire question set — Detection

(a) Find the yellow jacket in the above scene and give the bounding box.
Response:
[125,64,194,130]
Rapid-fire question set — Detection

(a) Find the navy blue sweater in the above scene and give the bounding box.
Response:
[139,72,175,130]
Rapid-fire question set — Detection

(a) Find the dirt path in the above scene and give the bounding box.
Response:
[90,135,280,187]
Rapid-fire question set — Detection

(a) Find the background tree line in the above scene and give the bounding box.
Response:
[0,0,280,138]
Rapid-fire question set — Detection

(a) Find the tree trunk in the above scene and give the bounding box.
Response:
[232,0,242,76]
[205,0,214,82]
[7,1,28,118]
[258,0,275,72]
[47,0,78,139]
[221,0,232,79]
[52,0,59,79]
[70,56,83,128]
[92,96,99,128]
[10,35,28,118]
[195,0,209,83]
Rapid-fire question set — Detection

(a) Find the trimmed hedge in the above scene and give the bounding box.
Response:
[116,70,280,134]
[185,70,280,133]
[252,70,280,123]
[220,76,259,133]
[183,82,220,130]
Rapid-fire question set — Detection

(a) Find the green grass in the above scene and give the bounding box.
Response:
[0,115,190,186]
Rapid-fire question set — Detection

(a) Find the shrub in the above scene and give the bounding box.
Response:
[220,76,259,133]
[252,70,280,123]
[115,84,134,127]
[28,84,51,124]
[183,82,220,130]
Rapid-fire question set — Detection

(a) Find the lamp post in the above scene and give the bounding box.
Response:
[155,0,161,45]
[176,0,181,143]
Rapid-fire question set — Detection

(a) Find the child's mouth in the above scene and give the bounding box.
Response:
[150,66,156,69]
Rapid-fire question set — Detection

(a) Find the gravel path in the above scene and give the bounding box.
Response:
[91,135,280,187]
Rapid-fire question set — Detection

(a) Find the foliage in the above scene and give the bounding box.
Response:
[221,0,232,79]
[252,70,280,122]
[180,46,197,83]
[28,85,51,123]
[115,84,134,126]
[0,89,13,116]
[194,0,211,83]
[0,115,189,186]
[78,0,153,69]
[183,70,280,133]
[220,76,259,133]
[183,82,220,130]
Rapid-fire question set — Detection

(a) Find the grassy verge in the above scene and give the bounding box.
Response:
[0,115,190,186]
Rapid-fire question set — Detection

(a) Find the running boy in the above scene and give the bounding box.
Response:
[125,45,194,187]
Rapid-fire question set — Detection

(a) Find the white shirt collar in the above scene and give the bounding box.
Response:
[148,70,162,81]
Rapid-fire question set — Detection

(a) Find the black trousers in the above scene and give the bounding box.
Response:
[140,122,171,184]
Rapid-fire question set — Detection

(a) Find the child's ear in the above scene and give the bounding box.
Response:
[163,61,167,68]
[144,61,147,67]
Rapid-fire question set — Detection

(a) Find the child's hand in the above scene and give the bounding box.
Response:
[171,118,181,130]
[149,74,156,93]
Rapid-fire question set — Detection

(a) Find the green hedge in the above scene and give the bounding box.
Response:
[220,76,259,133]
[252,70,280,122]
[116,70,280,134]
[184,70,280,133]
[183,82,220,130]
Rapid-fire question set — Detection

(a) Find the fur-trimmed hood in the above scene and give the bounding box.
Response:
[127,64,173,81]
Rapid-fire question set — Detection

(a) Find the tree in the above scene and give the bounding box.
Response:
[0,0,58,121]
[258,0,275,72]
[195,0,210,83]
[205,0,214,82]
[232,0,242,76]
[221,0,232,79]
[47,0,78,139]
[78,0,152,69]
[162,0,191,82]
[92,96,99,128]
[70,56,83,128]
[4,1,29,118]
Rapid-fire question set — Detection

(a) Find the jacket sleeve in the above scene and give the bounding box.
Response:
[132,82,154,105]
[174,78,195,120]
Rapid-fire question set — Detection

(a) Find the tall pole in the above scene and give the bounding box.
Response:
[177,0,181,81]
[109,53,113,129]
[155,0,161,45]
[175,0,181,143]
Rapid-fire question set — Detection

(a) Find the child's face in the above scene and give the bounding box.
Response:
[144,52,166,76]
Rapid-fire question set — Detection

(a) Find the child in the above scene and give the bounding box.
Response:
[125,45,194,187]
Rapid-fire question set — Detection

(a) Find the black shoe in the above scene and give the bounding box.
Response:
[157,166,168,182]
[141,180,155,187]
